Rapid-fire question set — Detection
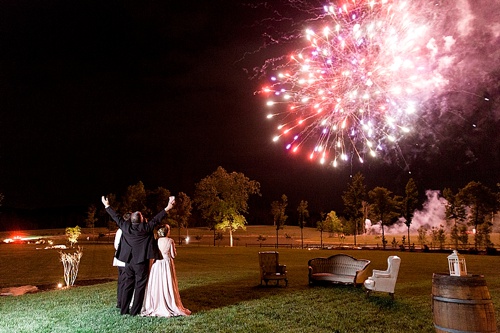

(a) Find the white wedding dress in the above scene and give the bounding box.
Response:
[141,237,191,317]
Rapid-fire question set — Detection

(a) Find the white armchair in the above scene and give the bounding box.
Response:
[364,256,401,299]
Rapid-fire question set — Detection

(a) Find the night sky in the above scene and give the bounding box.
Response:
[1,0,499,219]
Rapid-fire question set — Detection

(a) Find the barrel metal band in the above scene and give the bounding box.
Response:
[434,323,494,333]
[433,296,493,305]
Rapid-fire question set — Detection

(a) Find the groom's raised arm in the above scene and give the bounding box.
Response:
[146,196,176,230]
[102,196,126,229]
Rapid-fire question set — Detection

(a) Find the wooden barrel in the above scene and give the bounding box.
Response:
[432,273,497,333]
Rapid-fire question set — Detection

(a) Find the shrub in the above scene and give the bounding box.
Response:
[59,247,83,287]
[468,247,479,255]
[486,247,498,256]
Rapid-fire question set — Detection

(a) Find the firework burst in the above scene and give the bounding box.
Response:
[259,0,449,167]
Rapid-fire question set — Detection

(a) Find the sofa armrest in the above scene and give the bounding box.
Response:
[354,262,371,285]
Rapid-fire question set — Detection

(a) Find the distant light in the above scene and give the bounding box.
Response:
[57,283,63,289]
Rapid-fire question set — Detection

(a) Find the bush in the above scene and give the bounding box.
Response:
[486,247,498,256]
[468,248,479,255]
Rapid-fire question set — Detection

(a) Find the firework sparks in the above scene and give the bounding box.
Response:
[259,0,448,167]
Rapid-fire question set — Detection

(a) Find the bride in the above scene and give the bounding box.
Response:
[141,225,191,317]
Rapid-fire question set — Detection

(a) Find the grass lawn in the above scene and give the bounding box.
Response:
[0,228,499,332]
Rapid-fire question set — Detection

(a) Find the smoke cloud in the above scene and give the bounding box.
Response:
[404,0,500,171]
[365,190,447,235]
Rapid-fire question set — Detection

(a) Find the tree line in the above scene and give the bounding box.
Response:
[83,166,500,250]
[331,173,499,251]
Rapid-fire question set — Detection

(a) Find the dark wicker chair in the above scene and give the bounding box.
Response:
[259,251,288,287]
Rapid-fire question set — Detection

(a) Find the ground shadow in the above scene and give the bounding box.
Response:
[179,278,313,312]
[179,277,374,313]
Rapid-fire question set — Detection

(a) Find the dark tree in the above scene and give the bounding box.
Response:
[457,181,499,249]
[402,178,418,249]
[84,204,98,241]
[368,187,401,250]
[342,172,366,246]
[121,181,149,215]
[297,200,309,249]
[167,192,193,245]
[271,194,288,248]
[443,188,467,249]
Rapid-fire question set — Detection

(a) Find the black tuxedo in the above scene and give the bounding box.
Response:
[106,207,167,315]
[106,207,165,264]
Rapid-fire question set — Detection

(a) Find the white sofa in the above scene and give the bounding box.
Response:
[308,254,371,286]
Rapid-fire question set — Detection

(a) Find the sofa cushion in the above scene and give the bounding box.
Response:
[310,273,354,284]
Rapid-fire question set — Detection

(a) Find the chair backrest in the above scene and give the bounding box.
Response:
[387,256,401,278]
[259,251,279,273]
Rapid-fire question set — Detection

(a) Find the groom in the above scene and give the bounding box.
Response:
[101,195,175,315]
